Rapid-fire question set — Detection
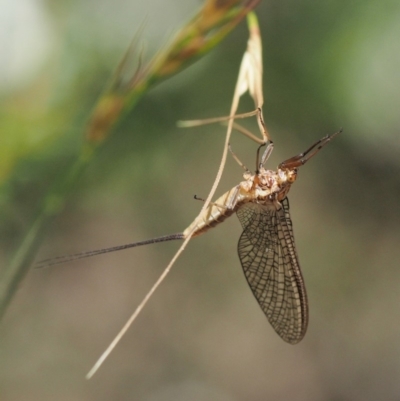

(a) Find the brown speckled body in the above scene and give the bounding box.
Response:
[183,166,297,238]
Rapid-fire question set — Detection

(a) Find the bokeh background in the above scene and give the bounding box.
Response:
[1,0,400,400]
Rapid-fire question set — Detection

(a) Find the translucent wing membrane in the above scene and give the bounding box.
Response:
[236,198,308,344]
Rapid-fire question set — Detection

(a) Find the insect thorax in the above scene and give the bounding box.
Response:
[240,167,298,204]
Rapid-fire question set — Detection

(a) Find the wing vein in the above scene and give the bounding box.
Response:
[237,198,308,344]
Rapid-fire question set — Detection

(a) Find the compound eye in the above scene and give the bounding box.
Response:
[288,170,297,183]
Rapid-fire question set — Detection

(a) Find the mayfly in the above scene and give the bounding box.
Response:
[38,128,340,347]
[34,13,341,379]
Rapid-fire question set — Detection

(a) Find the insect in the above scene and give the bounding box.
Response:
[35,15,341,379]
[38,129,340,345]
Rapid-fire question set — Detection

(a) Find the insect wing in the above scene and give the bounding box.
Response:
[236,198,308,344]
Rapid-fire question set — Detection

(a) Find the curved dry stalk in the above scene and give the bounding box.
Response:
[200,11,266,219]
[85,11,266,378]
[86,228,196,379]
[0,0,261,322]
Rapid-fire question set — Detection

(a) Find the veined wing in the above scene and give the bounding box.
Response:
[236,198,308,344]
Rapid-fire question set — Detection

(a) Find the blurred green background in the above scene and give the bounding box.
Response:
[1,0,400,400]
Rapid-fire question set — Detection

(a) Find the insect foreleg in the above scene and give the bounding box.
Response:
[279,129,342,169]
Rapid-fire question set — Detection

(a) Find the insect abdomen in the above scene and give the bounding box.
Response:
[183,185,246,238]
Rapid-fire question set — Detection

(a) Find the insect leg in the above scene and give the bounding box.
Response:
[255,107,271,143]
[228,144,250,173]
[279,129,341,169]
[177,109,260,128]
[193,195,228,212]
